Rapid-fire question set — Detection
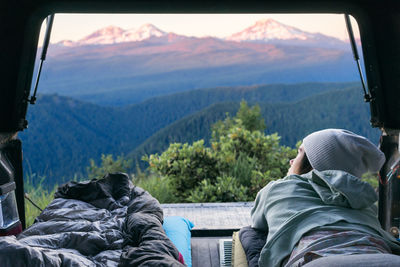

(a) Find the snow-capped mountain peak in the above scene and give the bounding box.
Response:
[77,26,125,45]
[62,24,167,46]
[123,23,166,42]
[96,25,125,36]
[227,18,314,42]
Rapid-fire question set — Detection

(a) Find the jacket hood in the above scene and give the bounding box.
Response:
[303,170,377,209]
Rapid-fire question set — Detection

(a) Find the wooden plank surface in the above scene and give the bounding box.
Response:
[161,202,254,230]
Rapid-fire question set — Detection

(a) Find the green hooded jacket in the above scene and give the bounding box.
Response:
[251,170,400,267]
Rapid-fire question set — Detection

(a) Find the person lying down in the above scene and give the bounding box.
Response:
[251,129,400,267]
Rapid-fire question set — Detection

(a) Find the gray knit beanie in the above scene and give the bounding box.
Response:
[302,129,385,177]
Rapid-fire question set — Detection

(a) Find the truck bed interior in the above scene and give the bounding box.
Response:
[1,0,400,266]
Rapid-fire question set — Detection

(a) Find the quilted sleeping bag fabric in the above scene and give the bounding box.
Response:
[0,172,184,267]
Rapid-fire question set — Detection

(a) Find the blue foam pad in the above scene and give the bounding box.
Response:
[163,216,194,267]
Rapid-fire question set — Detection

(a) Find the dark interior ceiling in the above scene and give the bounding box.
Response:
[1,0,400,131]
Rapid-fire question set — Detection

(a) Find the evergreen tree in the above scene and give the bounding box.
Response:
[145,101,296,202]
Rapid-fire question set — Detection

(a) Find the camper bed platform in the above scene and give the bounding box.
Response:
[161,202,254,267]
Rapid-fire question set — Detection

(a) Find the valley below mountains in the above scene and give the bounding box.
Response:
[20,82,379,186]
[23,18,371,186]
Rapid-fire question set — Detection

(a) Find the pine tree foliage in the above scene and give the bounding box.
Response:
[145,101,296,202]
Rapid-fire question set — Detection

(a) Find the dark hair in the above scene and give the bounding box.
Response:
[299,152,313,174]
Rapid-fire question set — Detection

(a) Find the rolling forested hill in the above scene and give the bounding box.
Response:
[129,86,380,169]
[19,82,376,185]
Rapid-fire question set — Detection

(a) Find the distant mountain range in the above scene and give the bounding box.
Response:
[57,19,347,49]
[34,19,357,106]
[23,19,369,186]
[20,82,378,185]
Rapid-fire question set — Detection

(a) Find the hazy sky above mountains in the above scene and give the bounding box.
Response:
[44,14,360,43]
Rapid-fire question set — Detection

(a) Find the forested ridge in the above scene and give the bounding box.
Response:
[19,82,377,186]
[130,87,379,169]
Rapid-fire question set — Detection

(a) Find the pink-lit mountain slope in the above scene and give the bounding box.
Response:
[56,19,347,49]
[227,18,347,48]
[58,24,169,46]
[43,19,354,106]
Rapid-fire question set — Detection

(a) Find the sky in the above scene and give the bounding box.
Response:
[42,13,360,44]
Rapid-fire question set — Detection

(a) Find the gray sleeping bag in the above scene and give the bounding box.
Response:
[0,172,184,266]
